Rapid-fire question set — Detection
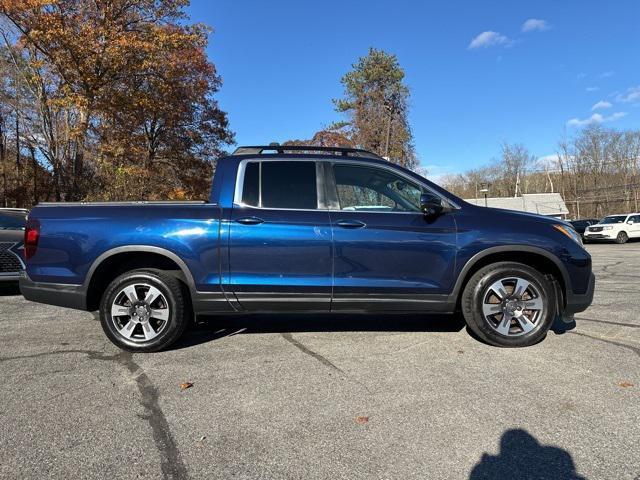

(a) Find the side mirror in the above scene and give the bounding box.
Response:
[627,220,634,225]
[420,193,444,217]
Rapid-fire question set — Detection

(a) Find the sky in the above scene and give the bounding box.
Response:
[187,0,640,180]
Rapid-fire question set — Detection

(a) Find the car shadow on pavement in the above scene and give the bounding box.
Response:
[469,429,585,480]
[171,312,467,350]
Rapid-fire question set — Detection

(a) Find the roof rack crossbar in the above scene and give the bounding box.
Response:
[232,145,384,160]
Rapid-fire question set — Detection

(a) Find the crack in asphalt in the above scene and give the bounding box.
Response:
[281,333,344,373]
[0,348,189,480]
[280,333,373,394]
[570,331,640,357]
[575,317,640,329]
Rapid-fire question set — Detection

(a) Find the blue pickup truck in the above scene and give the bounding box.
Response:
[20,145,594,351]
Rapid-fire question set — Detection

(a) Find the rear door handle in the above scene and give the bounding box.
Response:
[236,216,264,225]
[336,220,366,229]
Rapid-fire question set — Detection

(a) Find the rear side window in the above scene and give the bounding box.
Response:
[241,162,259,206]
[0,213,26,230]
[240,161,318,209]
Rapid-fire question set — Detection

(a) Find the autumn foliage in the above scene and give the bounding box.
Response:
[0,0,233,204]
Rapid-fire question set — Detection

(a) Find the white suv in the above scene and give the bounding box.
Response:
[584,213,640,244]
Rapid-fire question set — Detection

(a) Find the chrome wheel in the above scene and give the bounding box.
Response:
[110,283,170,343]
[481,276,544,337]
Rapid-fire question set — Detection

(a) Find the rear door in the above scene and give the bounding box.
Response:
[325,161,458,311]
[226,159,332,311]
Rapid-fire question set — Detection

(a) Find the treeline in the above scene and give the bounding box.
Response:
[0,0,233,207]
[440,125,640,219]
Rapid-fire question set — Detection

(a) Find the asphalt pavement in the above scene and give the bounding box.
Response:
[0,242,638,479]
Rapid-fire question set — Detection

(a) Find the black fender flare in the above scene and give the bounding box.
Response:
[451,245,571,300]
[83,245,197,293]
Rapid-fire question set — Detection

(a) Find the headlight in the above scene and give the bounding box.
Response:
[602,225,613,230]
[553,224,583,245]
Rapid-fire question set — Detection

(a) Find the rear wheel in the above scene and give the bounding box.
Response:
[615,231,628,244]
[99,269,188,352]
[461,262,556,347]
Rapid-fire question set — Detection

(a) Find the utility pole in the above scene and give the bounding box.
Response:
[480,183,489,207]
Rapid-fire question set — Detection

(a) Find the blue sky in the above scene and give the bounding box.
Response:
[188,0,639,178]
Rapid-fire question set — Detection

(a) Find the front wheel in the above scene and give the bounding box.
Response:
[461,262,556,347]
[615,231,628,244]
[99,269,189,352]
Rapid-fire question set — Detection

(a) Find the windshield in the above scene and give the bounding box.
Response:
[600,215,627,224]
[0,213,26,230]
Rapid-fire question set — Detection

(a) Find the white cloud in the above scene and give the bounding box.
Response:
[468,31,511,49]
[585,86,599,92]
[567,112,627,127]
[576,73,587,80]
[537,154,561,170]
[522,19,550,32]
[616,85,640,103]
[598,70,615,78]
[591,100,612,111]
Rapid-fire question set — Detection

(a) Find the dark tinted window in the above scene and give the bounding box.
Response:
[601,215,626,224]
[0,212,26,230]
[261,162,318,209]
[241,162,259,206]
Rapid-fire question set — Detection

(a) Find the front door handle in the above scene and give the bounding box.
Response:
[236,216,264,225]
[336,219,366,229]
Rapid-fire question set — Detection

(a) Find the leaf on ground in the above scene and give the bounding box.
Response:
[619,381,634,388]
[355,416,369,425]
[457,350,464,354]
[179,382,194,390]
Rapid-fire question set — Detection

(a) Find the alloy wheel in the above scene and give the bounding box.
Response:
[110,283,170,342]
[481,276,544,337]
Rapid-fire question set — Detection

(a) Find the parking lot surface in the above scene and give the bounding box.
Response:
[1,243,639,480]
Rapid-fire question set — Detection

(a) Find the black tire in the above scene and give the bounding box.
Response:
[615,231,628,244]
[99,269,189,352]
[461,262,557,347]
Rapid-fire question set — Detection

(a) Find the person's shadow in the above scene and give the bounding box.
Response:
[469,429,585,480]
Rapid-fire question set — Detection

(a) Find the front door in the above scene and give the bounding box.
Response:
[326,162,458,311]
[227,160,332,311]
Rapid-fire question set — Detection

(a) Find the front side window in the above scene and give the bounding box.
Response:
[240,161,318,209]
[333,164,424,212]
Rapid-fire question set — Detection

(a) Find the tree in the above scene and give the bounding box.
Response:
[0,0,233,203]
[282,129,354,151]
[499,142,534,196]
[333,48,417,169]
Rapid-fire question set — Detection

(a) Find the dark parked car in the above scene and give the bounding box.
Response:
[569,218,599,238]
[0,209,27,283]
[20,145,594,351]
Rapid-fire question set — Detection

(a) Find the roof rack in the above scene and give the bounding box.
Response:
[232,145,384,160]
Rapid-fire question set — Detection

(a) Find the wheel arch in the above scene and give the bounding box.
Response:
[84,246,196,311]
[453,246,569,309]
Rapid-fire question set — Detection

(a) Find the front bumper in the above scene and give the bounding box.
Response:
[564,271,595,315]
[19,271,87,310]
[584,231,615,240]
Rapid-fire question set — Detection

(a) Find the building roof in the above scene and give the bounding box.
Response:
[464,193,569,216]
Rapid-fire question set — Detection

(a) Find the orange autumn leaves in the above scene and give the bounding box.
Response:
[0,0,233,202]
